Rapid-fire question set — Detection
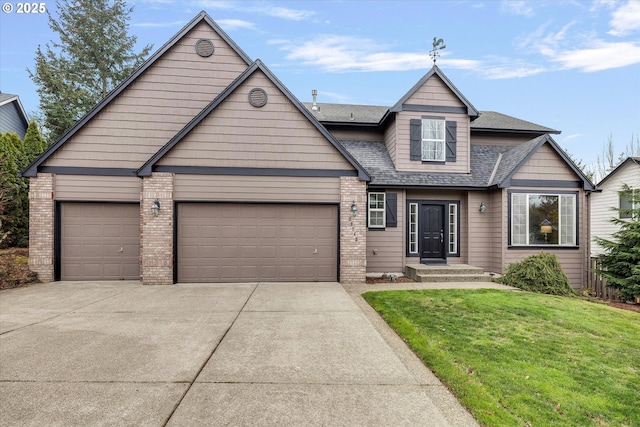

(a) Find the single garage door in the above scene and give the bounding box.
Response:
[177,203,338,282]
[60,203,140,280]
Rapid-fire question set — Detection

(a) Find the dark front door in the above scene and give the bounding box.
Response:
[420,204,446,261]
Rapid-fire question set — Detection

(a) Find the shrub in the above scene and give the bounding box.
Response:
[496,252,574,296]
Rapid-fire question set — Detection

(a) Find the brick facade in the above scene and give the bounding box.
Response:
[339,176,367,283]
[140,173,174,285]
[28,174,55,282]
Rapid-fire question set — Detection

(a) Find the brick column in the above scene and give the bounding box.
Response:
[28,173,54,282]
[340,176,367,283]
[141,173,174,285]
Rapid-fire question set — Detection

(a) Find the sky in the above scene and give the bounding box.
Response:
[1,0,639,175]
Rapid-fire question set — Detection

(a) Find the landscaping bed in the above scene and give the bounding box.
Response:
[0,248,39,289]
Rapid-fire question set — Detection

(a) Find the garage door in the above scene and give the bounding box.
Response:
[60,203,140,280]
[177,204,338,282]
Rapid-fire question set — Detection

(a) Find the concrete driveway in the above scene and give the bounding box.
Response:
[0,281,478,426]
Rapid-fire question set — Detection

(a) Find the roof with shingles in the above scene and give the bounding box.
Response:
[342,134,594,190]
[302,103,558,134]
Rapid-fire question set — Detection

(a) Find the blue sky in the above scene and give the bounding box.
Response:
[1,0,639,172]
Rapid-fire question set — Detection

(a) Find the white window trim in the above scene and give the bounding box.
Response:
[619,188,637,219]
[408,203,418,254]
[449,203,458,254]
[421,118,445,162]
[510,192,577,247]
[368,193,386,229]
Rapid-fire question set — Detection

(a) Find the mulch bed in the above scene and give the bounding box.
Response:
[603,300,640,314]
[0,248,39,290]
[366,276,416,284]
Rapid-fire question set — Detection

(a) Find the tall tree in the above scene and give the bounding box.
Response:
[0,123,47,248]
[29,0,152,142]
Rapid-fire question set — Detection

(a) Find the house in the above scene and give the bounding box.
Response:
[591,157,640,257]
[23,11,595,288]
[0,92,29,139]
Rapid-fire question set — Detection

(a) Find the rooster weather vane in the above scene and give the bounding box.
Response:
[429,37,446,64]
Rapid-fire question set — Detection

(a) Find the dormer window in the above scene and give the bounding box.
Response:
[421,118,445,161]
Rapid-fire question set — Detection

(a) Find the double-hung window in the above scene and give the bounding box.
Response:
[368,193,385,228]
[619,189,636,219]
[421,118,445,161]
[510,192,577,246]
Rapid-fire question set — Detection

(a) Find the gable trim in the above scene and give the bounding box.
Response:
[497,134,596,191]
[40,166,138,177]
[390,65,479,117]
[138,60,371,181]
[154,165,358,178]
[21,11,252,178]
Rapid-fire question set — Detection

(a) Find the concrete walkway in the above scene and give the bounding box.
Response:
[0,281,504,426]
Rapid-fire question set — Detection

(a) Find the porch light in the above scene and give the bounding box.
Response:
[540,218,552,241]
[350,200,358,217]
[151,199,161,217]
[479,202,486,213]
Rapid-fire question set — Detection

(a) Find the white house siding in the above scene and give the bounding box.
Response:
[43,22,250,169]
[591,161,640,256]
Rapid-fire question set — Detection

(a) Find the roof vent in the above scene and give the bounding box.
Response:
[248,88,268,107]
[195,39,215,57]
[311,89,318,111]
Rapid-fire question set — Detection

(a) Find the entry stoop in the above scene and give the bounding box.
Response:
[405,264,494,283]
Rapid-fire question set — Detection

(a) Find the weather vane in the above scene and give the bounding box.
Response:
[429,37,446,64]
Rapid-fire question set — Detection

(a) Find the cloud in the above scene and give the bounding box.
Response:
[608,1,640,36]
[193,0,315,21]
[500,0,534,17]
[275,35,429,72]
[553,40,640,72]
[217,19,257,31]
[133,20,188,28]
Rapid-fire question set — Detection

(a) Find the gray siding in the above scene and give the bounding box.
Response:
[44,21,250,169]
[470,134,535,146]
[512,144,577,181]
[366,191,405,273]
[55,175,141,201]
[174,175,340,203]
[330,128,384,142]
[158,71,354,171]
[0,101,28,138]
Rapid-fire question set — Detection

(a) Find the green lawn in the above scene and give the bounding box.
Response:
[363,289,639,427]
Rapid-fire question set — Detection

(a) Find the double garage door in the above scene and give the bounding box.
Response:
[177,203,338,282]
[59,203,338,282]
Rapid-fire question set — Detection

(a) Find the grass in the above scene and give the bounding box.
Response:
[363,289,639,427]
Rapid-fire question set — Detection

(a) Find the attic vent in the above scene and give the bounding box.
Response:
[195,39,214,57]
[248,88,268,108]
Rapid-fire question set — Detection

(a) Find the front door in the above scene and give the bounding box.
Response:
[420,204,446,262]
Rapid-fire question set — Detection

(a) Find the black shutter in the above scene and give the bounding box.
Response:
[410,119,421,161]
[385,193,397,227]
[445,121,457,162]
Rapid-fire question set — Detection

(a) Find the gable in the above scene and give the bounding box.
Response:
[513,142,580,182]
[404,74,466,109]
[156,70,354,171]
[24,12,253,176]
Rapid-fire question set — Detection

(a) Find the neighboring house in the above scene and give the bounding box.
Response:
[591,157,640,257]
[23,11,595,288]
[0,92,29,139]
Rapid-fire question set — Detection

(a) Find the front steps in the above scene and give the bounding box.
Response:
[405,264,495,283]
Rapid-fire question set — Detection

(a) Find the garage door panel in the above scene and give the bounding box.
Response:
[61,203,140,281]
[178,203,337,283]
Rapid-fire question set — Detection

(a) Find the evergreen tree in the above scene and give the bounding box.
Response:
[594,184,640,301]
[0,123,47,248]
[29,0,152,142]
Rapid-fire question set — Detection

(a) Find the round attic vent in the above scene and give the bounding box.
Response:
[195,39,214,57]
[248,88,268,108]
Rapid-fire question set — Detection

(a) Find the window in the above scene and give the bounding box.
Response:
[421,119,445,161]
[368,193,385,228]
[409,203,418,254]
[619,189,636,219]
[511,193,577,246]
[449,204,458,254]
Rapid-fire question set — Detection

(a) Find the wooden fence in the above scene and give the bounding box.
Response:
[588,257,620,300]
